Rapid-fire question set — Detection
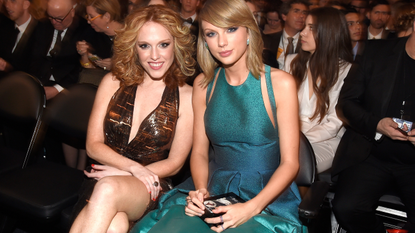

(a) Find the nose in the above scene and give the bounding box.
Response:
[218,34,228,47]
[151,47,160,60]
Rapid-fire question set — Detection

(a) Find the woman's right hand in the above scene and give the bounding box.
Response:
[130,165,161,201]
[185,188,209,217]
[76,40,90,56]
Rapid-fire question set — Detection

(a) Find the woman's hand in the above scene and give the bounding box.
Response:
[204,201,260,233]
[76,40,91,56]
[84,164,132,180]
[130,165,161,201]
[185,188,209,217]
[94,58,112,71]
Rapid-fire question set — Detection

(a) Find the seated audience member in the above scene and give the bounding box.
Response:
[0,0,38,77]
[332,16,415,233]
[132,0,305,232]
[393,2,415,37]
[342,8,364,59]
[77,0,123,73]
[330,0,345,10]
[366,0,391,39]
[262,5,283,34]
[285,7,353,173]
[69,5,194,233]
[29,0,96,100]
[277,0,309,70]
[245,0,260,25]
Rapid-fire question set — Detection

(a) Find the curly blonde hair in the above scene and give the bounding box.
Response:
[112,5,196,88]
[197,0,264,87]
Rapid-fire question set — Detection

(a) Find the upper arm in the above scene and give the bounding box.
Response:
[271,69,300,165]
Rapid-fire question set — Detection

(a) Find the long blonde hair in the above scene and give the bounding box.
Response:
[112,5,196,88]
[197,0,263,87]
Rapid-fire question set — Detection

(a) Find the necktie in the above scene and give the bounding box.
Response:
[13,27,20,41]
[184,17,193,24]
[50,30,63,58]
[286,37,294,55]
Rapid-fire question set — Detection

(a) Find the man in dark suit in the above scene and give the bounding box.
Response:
[366,0,390,40]
[343,8,365,60]
[263,0,308,70]
[29,0,95,100]
[0,0,38,76]
[331,19,415,233]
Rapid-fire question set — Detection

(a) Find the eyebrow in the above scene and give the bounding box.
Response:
[136,39,172,44]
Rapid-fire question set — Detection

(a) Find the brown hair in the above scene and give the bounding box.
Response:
[86,0,122,22]
[394,3,415,33]
[112,5,196,88]
[197,0,263,87]
[290,7,352,122]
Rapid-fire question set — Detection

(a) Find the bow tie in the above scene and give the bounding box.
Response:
[183,17,193,24]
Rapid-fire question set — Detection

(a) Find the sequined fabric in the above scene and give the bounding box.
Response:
[104,84,179,165]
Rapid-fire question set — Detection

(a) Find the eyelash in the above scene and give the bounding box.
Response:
[205,27,239,37]
[138,43,170,49]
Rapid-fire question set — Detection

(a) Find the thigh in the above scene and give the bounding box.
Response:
[93,176,150,221]
[334,156,394,211]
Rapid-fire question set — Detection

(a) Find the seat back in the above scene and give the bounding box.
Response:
[296,132,317,187]
[0,72,46,169]
[44,83,97,141]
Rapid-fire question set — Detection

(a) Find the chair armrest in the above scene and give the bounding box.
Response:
[298,181,330,219]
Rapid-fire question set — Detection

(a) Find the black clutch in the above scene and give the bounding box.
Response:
[200,192,245,219]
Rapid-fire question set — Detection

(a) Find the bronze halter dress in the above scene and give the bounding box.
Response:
[72,83,180,222]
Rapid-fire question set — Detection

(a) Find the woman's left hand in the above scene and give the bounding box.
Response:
[84,164,132,180]
[204,202,260,232]
[94,58,112,71]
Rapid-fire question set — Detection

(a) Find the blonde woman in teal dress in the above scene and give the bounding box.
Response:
[132,0,306,232]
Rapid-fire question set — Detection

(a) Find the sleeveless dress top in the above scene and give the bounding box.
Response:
[104,84,179,166]
[131,65,306,233]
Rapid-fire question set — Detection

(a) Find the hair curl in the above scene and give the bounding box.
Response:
[112,5,196,88]
[197,0,263,87]
[394,3,415,33]
[290,7,353,123]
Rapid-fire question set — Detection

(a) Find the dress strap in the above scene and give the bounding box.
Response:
[264,65,277,123]
[206,68,221,104]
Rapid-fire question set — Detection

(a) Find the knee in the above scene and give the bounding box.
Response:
[91,177,123,202]
[332,194,358,225]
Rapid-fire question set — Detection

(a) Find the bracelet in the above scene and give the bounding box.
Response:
[80,60,91,68]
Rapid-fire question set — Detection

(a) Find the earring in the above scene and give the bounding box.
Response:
[106,26,109,29]
[205,42,209,50]
[247,38,250,45]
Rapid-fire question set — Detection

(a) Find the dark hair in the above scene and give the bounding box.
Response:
[394,3,415,33]
[290,7,353,122]
[368,0,389,11]
[340,7,358,15]
[280,0,310,16]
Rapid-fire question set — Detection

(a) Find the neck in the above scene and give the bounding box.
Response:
[15,12,30,26]
[284,27,299,37]
[181,11,195,19]
[104,21,122,36]
[264,24,281,34]
[398,28,413,38]
[368,25,383,37]
[406,34,415,60]
[223,52,250,86]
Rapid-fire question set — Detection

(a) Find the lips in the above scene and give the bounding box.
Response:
[219,50,232,57]
[149,62,164,70]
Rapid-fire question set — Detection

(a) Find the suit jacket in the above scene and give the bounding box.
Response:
[262,31,300,57]
[0,17,39,75]
[332,37,409,178]
[29,16,96,88]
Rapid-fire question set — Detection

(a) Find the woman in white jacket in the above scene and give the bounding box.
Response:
[285,7,353,173]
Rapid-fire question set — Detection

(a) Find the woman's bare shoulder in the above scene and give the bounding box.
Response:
[269,68,296,90]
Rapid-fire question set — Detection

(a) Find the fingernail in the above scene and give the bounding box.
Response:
[149,191,151,194]
[153,198,156,201]
[91,164,95,167]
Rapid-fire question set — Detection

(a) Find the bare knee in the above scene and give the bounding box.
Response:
[90,177,124,204]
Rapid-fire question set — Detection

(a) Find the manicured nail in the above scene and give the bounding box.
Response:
[91,164,95,167]
[153,198,156,201]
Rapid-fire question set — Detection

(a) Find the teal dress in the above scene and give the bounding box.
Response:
[132,65,306,233]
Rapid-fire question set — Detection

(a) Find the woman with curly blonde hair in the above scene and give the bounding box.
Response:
[69,5,195,233]
[394,3,415,38]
